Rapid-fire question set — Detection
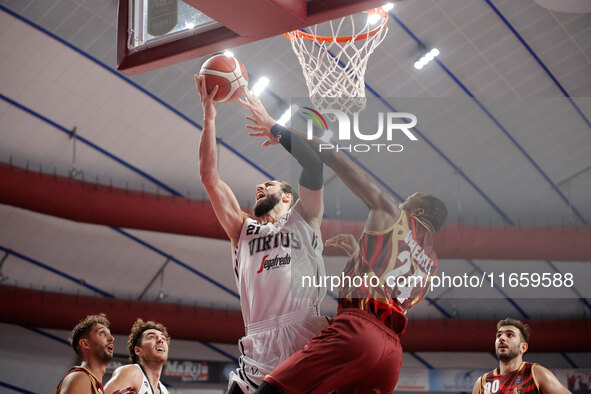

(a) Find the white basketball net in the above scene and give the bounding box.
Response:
[286,9,389,115]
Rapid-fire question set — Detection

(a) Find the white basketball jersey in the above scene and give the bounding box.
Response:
[134,364,168,394]
[234,208,326,327]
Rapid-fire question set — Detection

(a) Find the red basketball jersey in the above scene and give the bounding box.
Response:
[55,366,104,394]
[338,211,437,335]
[478,362,541,394]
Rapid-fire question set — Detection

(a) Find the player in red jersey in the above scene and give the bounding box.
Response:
[56,314,133,394]
[245,107,447,393]
[472,318,570,394]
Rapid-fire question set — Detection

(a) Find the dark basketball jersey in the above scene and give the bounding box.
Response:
[55,366,104,394]
[338,211,437,334]
[479,362,541,394]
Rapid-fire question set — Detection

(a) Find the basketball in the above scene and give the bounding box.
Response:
[199,54,248,103]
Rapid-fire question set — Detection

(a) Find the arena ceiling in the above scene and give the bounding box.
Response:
[0,0,590,377]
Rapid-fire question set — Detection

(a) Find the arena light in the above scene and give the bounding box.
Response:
[251,77,269,97]
[414,47,439,70]
[277,105,299,126]
[223,50,234,57]
[183,21,196,30]
[382,3,395,11]
[367,12,382,25]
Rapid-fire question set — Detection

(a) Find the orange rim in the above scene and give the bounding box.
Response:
[283,8,388,43]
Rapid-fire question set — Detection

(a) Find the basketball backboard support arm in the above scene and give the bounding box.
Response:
[117,0,391,75]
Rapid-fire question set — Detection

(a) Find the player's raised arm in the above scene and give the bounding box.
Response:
[534,365,571,394]
[301,128,400,217]
[240,90,324,234]
[243,111,400,223]
[195,75,248,247]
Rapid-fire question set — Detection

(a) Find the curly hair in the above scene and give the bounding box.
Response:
[69,313,110,358]
[127,318,171,364]
[497,317,530,343]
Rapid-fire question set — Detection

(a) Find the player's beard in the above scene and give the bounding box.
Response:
[253,192,281,217]
[496,346,519,362]
[93,342,113,363]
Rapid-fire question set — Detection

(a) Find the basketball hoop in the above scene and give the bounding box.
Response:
[284,8,389,116]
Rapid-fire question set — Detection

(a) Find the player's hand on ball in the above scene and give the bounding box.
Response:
[325,234,359,256]
[194,74,218,120]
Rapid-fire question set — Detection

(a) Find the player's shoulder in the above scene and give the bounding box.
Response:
[471,374,483,394]
[104,364,145,393]
[531,362,545,375]
[107,364,144,390]
[58,370,93,392]
[532,363,552,379]
[291,202,318,226]
[290,204,322,232]
[531,363,570,392]
[472,369,495,394]
[112,364,143,380]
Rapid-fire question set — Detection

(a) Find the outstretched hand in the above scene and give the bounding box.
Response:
[194,74,218,120]
[239,89,279,148]
[325,234,359,257]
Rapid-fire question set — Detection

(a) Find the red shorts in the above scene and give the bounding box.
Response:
[264,308,402,394]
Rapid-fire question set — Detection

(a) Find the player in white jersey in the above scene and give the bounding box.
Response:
[104,319,170,394]
[195,77,328,393]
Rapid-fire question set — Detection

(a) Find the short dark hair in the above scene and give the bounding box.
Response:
[418,194,448,232]
[279,181,298,208]
[69,313,110,358]
[127,318,171,364]
[497,318,530,343]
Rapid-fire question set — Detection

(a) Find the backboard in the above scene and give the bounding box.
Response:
[117,0,392,75]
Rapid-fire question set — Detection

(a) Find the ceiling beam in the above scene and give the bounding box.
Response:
[2,163,591,261]
[1,284,589,352]
[0,284,243,344]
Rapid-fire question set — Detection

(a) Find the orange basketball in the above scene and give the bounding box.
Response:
[199,54,248,103]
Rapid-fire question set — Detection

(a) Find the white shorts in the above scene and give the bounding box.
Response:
[228,308,329,393]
